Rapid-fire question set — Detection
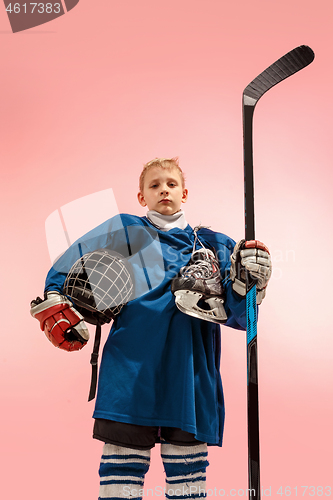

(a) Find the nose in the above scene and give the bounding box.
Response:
[160,186,168,195]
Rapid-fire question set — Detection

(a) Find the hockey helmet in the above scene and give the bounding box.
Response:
[63,249,134,326]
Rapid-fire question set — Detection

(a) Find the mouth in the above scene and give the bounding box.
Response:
[159,199,171,203]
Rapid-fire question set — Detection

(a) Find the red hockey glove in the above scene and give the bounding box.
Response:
[230,239,272,304]
[30,291,90,352]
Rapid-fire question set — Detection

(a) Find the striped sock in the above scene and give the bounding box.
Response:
[98,444,151,500]
[161,443,209,499]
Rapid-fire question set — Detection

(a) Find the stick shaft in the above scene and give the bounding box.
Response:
[247,288,260,499]
[243,99,260,500]
[243,104,255,241]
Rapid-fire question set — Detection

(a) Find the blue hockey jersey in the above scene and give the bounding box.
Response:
[45,214,246,446]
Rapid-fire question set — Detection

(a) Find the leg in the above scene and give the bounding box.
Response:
[161,442,209,499]
[99,444,151,500]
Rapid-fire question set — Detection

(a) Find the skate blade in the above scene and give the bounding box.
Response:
[174,290,227,324]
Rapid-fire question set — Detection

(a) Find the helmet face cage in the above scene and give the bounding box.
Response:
[64,250,134,325]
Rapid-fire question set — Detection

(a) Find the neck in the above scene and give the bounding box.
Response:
[146,210,188,231]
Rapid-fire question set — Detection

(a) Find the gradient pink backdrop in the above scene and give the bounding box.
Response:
[0,1,332,499]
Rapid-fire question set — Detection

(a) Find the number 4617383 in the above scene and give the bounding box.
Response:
[277,486,331,496]
[6,3,61,14]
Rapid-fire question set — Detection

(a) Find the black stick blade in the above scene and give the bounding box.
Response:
[243,45,315,104]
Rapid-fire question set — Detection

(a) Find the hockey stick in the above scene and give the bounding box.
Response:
[242,45,314,500]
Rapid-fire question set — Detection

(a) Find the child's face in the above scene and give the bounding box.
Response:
[137,166,188,215]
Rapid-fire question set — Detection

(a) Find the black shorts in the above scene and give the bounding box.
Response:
[93,418,204,450]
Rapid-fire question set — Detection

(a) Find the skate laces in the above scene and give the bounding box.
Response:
[180,225,215,279]
[182,260,212,279]
[192,225,211,256]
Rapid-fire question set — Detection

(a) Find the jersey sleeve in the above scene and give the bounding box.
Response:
[44,214,136,294]
[223,279,247,330]
[218,238,247,331]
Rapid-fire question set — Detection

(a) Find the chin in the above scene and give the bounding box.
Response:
[156,206,177,215]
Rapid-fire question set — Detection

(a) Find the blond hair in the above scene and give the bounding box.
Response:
[139,157,185,192]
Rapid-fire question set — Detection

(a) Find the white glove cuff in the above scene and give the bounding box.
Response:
[232,278,246,297]
[232,279,266,304]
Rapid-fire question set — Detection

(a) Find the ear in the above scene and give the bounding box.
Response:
[181,188,188,204]
[137,191,147,207]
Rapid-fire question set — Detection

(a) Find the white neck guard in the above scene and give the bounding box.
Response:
[146,210,188,231]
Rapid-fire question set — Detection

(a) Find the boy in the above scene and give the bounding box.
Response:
[31,157,271,500]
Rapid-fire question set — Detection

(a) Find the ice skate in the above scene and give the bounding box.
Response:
[171,248,227,324]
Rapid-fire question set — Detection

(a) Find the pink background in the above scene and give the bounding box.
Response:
[0,1,332,498]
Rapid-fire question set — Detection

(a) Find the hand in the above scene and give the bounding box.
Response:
[230,239,272,304]
[30,291,90,352]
